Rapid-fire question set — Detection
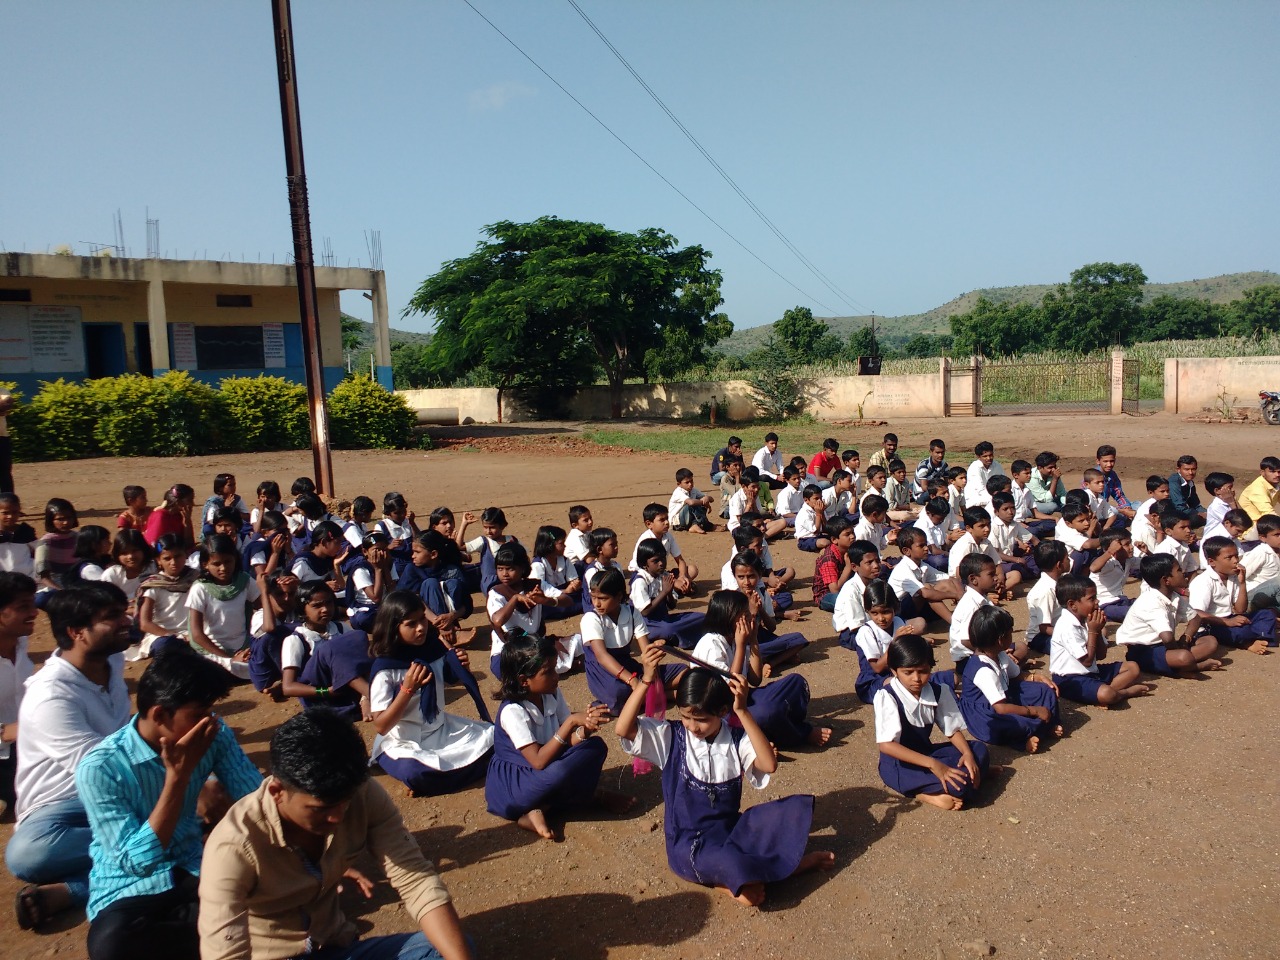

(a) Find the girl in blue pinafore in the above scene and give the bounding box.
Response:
[269,581,373,722]
[853,581,921,704]
[874,634,991,811]
[959,605,1062,753]
[727,551,808,670]
[486,634,634,840]
[692,590,831,751]
[617,648,835,908]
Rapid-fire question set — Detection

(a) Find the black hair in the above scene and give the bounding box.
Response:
[428,505,455,528]
[888,458,906,473]
[962,507,990,529]
[44,497,79,533]
[896,526,926,550]
[1061,502,1090,524]
[111,528,153,563]
[928,438,945,451]
[974,441,994,456]
[862,494,889,518]
[212,506,242,529]
[675,467,694,483]
[1261,456,1280,471]
[480,506,507,527]
[258,480,282,502]
[883,432,898,443]
[494,540,531,575]
[533,525,567,560]
[416,529,461,566]
[1160,509,1189,531]
[497,634,558,702]
[1099,528,1130,550]
[863,579,900,613]
[729,550,765,577]
[1055,574,1095,607]
[865,465,887,482]
[887,634,934,670]
[0,571,36,610]
[368,590,426,659]
[1257,514,1280,537]
[351,496,375,520]
[1204,472,1234,496]
[1063,488,1090,510]
[635,538,667,569]
[383,491,409,513]
[163,484,195,508]
[46,582,128,651]
[74,525,112,561]
[731,525,764,552]
[987,475,1012,495]
[1034,452,1058,469]
[1083,467,1104,483]
[1176,455,1197,468]
[137,644,234,714]
[154,533,190,557]
[198,534,242,577]
[1140,552,1177,588]
[587,527,617,555]
[641,503,668,525]
[362,530,392,552]
[297,579,337,614]
[1201,535,1237,561]
[990,491,1015,512]
[847,539,880,567]
[958,552,995,584]
[946,465,966,482]
[675,667,732,715]
[1141,474,1165,493]
[968,604,1014,654]
[764,431,779,443]
[270,709,369,803]
[122,485,146,505]
[295,493,326,522]
[1010,459,1032,474]
[825,515,853,538]
[782,465,800,480]
[1033,539,1068,573]
[213,473,236,495]
[822,437,839,452]
[739,511,764,527]
[258,509,289,536]
[1096,444,1117,459]
[290,477,316,497]
[802,483,823,500]
[924,496,950,520]
[701,588,750,639]
[741,466,762,485]
[591,567,626,598]
[309,520,343,547]
[727,435,742,447]
[568,504,591,526]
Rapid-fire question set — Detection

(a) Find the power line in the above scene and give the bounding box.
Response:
[460,0,841,315]
[565,0,873,317]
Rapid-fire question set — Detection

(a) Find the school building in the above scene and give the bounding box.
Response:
[0,252,393,395]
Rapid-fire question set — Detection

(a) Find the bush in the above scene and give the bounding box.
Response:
[327,375,415,449]
[24,379,99,460]
[89,372,222,457]
[747,366,805,420]
[218,375,309,452]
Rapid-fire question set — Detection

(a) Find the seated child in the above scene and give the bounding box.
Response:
[531,525,583,621]
[1030,452,1068,516]
[958,606,1061,753]
[249,480,282,535]
[884,460,918,522]
[946,508,1002,588]
[727,551,808,669]
[0,493,36,576]
[774,467,806,527]
[486,634,630,840]
[853,581,918,703]
[618,649,834,906]
[806,437,841,488]
[487,541,575,677]
[1129,475,1170,554]
[289,520,349,598]
[822,470,856,524]
[1055,501,1101,576]
[629,539,705,649]
[965,442,1004,510]
[1189,536,1277,655]
[737,468,788,540]
[200,472,249,536]
[841,450,862,498]
[247,569,301,692]
[1241,514,1280,609]
[35,497,79,592]
[65,526,113,585]
[1095,444,1137,520]
[135,534,197,658]
[629,503,699,592]
[718,458,744,521]
[692,589,830,748]
[794,485,829,553]
[1083,468,1123,531]
[888,527,958,623]
[729,519,796,613]
[1152,510,1199,582]
[710,435,744,485]
[1024,541,1070,655]
[989,490,1039,591]
[410,530,476,645]
[242,510,291,578]
[373,491,418,578]
[185,534,269,679]
[272,581,373,721]
[1118,553,1222,676]
[874,635,991,811]
[669,468,717,533]
[812,516,856,613]
[855,495,896,569]
[1199,507,1251,558]
[346,531,392,632]
[1050,575,1151,705]
[947,554,1001,682]
[859,466,891,520]
[582,528,622,601]
[116,485,151,533]
[368,591,494,797]
[914,497,954,572]
[1010,459,1055,539]
[945,466,968,520]
[143,485,195,549]
[1089,528,1136,622]
[1203,471,1236,531]
[565,505,594,566]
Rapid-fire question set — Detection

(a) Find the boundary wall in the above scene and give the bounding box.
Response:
[1163,356,1280,414]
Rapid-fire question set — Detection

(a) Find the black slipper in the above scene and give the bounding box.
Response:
[15,884,45,930]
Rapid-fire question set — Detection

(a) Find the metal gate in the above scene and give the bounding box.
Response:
[1121,359,1140,415]
[981,360,1110,414]
[944,357,981,417]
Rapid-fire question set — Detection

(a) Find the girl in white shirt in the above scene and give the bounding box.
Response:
[531,525,582,621]
[185,534,263,680]
[272,581,372,721]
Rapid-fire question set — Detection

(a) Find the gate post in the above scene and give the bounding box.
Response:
[941,356,951,417]
[972,354,983,417]
[1110,349,1125,415]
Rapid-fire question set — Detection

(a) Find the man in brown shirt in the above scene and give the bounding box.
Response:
[198,710,473,960]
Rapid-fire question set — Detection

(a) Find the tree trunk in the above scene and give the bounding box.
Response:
[609,372,623,419]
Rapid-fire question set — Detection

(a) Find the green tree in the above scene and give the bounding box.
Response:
[773,306,841,362]
[1040,262,1147,351]
[404,217,724,418]
[1142,295,1225,341]
[845,324,880,360]
[340,314,364,352]
[900,332,954,357]
[949,297,1041,357]
[1229,284,1280,336]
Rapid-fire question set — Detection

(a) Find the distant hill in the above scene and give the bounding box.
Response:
[716,270,1280,356]
[342,316,432,351]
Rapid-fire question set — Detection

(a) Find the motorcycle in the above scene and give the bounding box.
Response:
[1262,390,1280,426]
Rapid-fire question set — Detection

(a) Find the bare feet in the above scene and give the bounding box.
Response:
[917,792,964,811]
[593,788,636,815]
[688,526,707,535]
[1024,735,1041,754]
[793,850,836,876]
[1121,682,1155,698]
[1246,639,1270,655]
[761,663,774,681]
[454,627,477,647]
[782,609,806,621]
[721,882,766,907]
[516,809,556,840]
[1200,658,1223,670]
[807,726,833,747]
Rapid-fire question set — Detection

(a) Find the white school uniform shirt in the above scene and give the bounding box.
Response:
[580,603,647,651]
[1242,543,1280,595]
[185,578,260,654]
[281,621,343,671]
[1130,499,1159,553]
[369,661,493,769]
[1084,488,1115,524]
[629,568,666,616]
[914,513,947,550]
[0,540,34,576]
[794,503,822,541]
[531,555,573,599]
[500,690,571,749]
[101,562,155,601]
[1050,608,1095,677]
[873,676,966,743]
[989,516,1030,555]
[1152,537,1198,576]
[629,529,682,572]
[583,559,621,592]
[347,563,381,617]
[486,588,544,656]
[849,471,863,497]
[966,460,1004,509]
[1090,556,1128,605]
[726,488,753,532]
[621,716,767,789]
[205,494,249,527]
[464,534,510,563]
[1205,496,1230,530]
[858,485,888,515]
[854,518,888,553]
[1024,575,1060,641]
[668,485,704,521]
[0,636,32,761]
[855,617,902,662]
[15,649,130,821]
[970,651,1021,706]
[776,483,805,516]
[377,517,415,545]
[948,586,991,660]
[947,485,966,518]
[1187,566,1238,618]
[140,580,192,638]
[832,572,870,633]
[78,562,107,582]
[888,555,936,599]
[719,558,737,591]
[823,486,852,520]
[752,445,784,480]
[692,631,735,673]
[565,527,591,564]
[1115,589,1178,647]
[1054,521,1089,552]
[947,532,998,577]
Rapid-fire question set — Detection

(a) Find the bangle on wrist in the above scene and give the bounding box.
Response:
[615,666,628,680]
[553,733,568,746]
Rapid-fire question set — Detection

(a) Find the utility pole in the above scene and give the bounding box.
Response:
[272,0,335,495]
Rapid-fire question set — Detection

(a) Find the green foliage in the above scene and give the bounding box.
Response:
[340,314,364,353]
[88,372,221,457]
[327,375,415,449]
[1143,295,1225,340]
[746,362,805,420]
[844,324,881,360]
[23,379,99,460]
[773,306,842,363]
[218,376,309,452]
[1229,284,1280,336]
[951,297,1043,357]
[391,341,437,389]
[900,333,953,357]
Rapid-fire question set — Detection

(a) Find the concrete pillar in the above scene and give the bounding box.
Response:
[1164,359,1178,414]
[940,356,951,416]
[1109,348,1125,415]
[146,272,170,374]
[369,270,393,390]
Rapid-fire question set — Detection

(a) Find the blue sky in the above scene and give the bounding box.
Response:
[3,1,1277,333]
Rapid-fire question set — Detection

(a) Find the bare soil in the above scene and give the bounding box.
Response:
[3,411,1277,960]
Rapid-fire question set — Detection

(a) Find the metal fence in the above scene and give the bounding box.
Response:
[1121,359,1141,415]
[981,359,1111,414]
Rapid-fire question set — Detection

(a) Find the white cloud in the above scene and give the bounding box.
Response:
[468,81,535,112]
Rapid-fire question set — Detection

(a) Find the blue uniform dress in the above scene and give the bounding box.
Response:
[624,718,813,896]
[691,633,813,749]
[582,605,685,715]
[484,692,608,821]
[753,587,808,665]
[874,678,989,801]
[958,653,1059,747]
[297,628,373,722]
[852,618,901,704]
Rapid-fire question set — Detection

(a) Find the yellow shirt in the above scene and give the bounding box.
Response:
[1238,474,1280,523]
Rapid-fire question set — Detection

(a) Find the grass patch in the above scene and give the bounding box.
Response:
[582,422,922,464]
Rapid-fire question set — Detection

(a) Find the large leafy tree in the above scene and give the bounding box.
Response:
[404,217,727,418]
[1229,284,1280,336]
[1040,262,1147,351]
[774,306,841,362]
[949,297,1042,357]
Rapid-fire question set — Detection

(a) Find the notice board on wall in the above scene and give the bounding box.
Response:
[0,305,85,373]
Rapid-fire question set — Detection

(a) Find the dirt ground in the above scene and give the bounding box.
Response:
[3,411,1277,960]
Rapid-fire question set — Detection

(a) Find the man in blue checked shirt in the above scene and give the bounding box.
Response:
[75,646,262,960]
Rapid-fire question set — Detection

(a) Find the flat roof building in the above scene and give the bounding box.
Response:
[0,252,392,395]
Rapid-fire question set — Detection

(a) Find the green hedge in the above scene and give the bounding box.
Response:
[2,372,414,461]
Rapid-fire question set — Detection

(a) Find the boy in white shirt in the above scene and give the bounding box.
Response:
[751,432,785,487]
[1055,502,1101,575]
[565,505,594,565]
[822,470,856,522]
[1188,536,1276,655]
[1118,553,1222,677]
[1025,541,1070,655]
[947,508,1001,581]
[945,467,968,522]
[1082,468,1121,532]
[854,496,895,560]
[795,485,829,553]
[1049,575,1149,705]
[1088,529,1135,622]
[965,441,1004,510]
[1151,513,1199,579]
[1203,472,1236,531]
[775,467,806,526]
[948,554,999,670]
[833,542,884,644]
[668,468,716,534]
[841,450,863,498]
[914,497,954,572]
[889,527,959,624]
[1241,514,1280,607]
[628,504,699,593]
[1010,459,1056,539]
[1129,475,1170,554]
[1199,509,1250,563]
[989,492,1038,580]
[858,467,891,517]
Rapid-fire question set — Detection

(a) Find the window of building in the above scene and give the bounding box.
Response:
[0,288,32,302]
[215,294,253,308]
[193,325,265,369]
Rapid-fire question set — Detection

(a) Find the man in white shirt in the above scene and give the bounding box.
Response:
[0,572,36,817]
[8,583,133,929]
[965,442,1004,510]
[751,432,786,489]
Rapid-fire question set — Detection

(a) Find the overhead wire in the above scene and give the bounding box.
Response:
[459,0,842,315]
